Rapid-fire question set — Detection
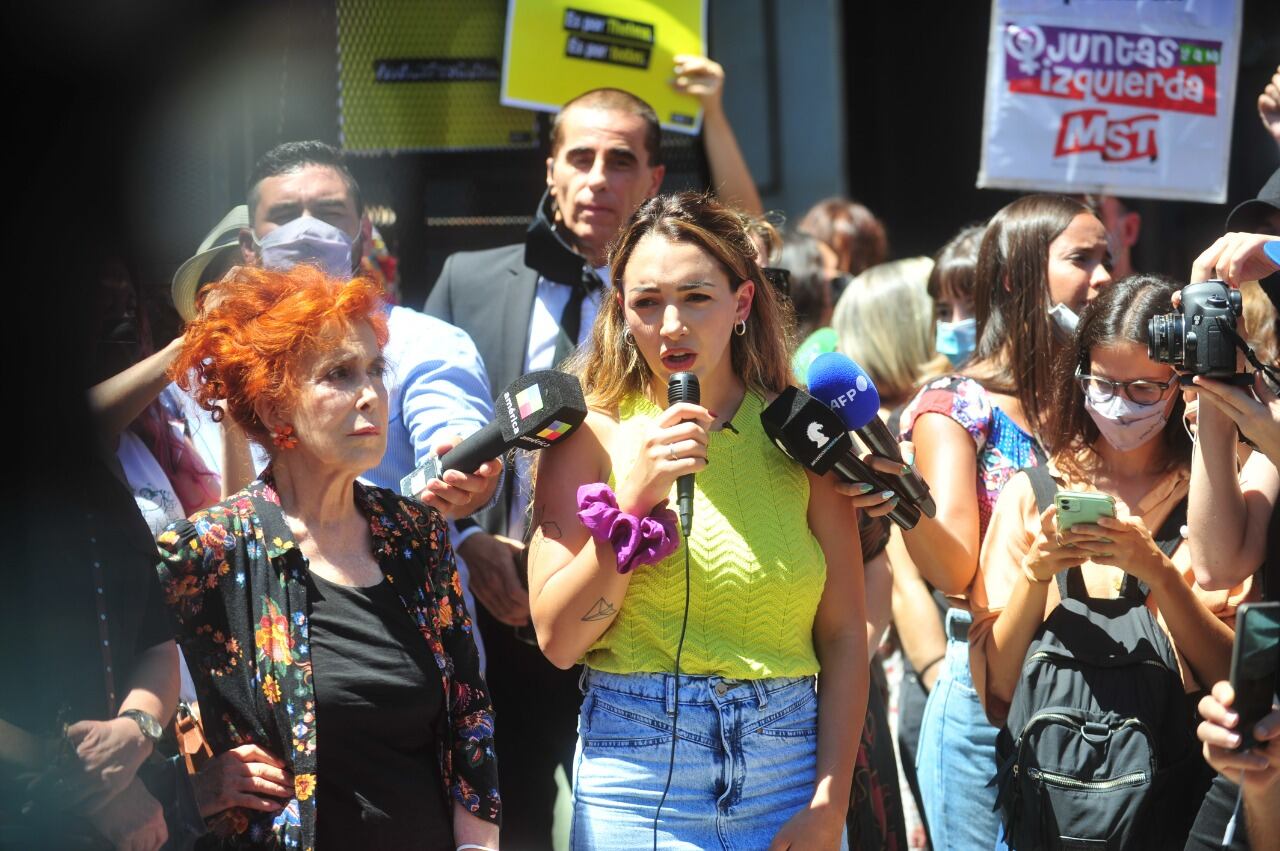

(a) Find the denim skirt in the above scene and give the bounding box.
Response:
[571,668,849,850]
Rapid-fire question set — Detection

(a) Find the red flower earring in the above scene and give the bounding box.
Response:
[271,425,299,450]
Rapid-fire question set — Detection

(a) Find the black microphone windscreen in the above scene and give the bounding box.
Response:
[667,371,700,407]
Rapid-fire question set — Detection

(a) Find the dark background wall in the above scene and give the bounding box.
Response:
[12,0,1279,350]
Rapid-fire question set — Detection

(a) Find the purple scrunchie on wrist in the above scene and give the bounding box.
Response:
[576,483,680,574]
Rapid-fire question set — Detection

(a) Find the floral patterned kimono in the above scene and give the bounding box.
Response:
[156,476,500,848]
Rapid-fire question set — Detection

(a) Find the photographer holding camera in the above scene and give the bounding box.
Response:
[1181,198,1280,848]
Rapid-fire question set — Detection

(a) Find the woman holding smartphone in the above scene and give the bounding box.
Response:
[888,195,1110,849]
[970,274,1252,729]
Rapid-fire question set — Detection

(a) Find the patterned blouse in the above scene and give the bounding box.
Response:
[899,374,1045,541]
[155,476,500,849]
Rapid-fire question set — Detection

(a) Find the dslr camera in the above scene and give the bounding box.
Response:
[1147,280,1244,380]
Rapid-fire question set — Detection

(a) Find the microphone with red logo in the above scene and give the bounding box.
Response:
[399,370,587,499]
[806,353,936,518]
[667,372,700,535]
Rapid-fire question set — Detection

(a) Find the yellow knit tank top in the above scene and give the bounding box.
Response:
[585,389,826,678]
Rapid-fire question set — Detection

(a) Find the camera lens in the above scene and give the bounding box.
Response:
[1146,314,1185,367]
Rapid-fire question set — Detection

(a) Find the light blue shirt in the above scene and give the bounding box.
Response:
[361,304,494,490]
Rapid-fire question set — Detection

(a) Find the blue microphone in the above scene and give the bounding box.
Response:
[807,352,936,518]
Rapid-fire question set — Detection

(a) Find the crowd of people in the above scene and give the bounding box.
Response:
[2,44,1279,851]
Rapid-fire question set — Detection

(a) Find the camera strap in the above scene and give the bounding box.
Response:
[1222,323,1280,386]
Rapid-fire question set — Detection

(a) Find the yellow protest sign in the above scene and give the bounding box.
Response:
[502,0,707,134]
[337,0,537,153]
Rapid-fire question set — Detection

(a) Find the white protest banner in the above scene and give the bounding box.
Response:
[978,0,1242,203]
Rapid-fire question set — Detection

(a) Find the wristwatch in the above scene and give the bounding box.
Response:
[120,709,164,746]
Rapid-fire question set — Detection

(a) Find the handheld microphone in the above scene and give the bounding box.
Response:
[806,353,937,518]
[399,370,587,499]
[667,372,700,535]
[761,387,921,530]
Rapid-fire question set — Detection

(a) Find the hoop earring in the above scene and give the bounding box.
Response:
[272,424,299,450]
[623,327,634,345]
[734,319,747,337]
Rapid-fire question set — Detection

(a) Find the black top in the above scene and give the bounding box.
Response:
[307,571,452,849]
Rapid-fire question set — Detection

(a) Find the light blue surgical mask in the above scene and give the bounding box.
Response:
[254,216,355,278]
[935,317,977,365]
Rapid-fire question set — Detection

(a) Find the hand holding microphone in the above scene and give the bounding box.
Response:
[760,386,922,530]
[615,373,710,535]
[806,353,937,519]
[400,369,588,501]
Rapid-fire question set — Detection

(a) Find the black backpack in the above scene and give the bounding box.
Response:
[995,466,1199,851]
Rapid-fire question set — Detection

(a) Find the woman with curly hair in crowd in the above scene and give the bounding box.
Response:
[156,265,500,849]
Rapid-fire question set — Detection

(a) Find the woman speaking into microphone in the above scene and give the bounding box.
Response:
[527,192,867,850]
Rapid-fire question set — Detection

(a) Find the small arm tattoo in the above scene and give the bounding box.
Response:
[542,520,562,540]
[581,597,617,621]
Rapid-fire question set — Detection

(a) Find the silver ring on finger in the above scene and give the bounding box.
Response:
[668,444,679,462]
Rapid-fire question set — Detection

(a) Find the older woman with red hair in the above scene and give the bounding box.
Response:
[156,266,500,850]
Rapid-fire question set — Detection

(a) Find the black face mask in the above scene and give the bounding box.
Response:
[524,190,602,293]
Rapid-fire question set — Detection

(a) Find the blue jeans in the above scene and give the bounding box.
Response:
[915,609,1006,851]
[571,668,849,850]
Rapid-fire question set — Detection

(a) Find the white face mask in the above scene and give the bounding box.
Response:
[254,216,354,278]
[1048,301,1079,341]
[1084,391,1170,452]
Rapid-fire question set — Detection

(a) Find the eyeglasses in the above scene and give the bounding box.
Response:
[1074,368,1178,405]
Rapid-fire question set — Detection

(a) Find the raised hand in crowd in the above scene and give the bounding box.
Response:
[87,776,168,851]
[88,335,186,440]
[190,744,293,818]
[414,435,503,520]
[1258,64,1280,149]
[1194,373,1280,465]
[1190,232,1280,288]
[1182,378,1274,591]
[671,54,764,217]
[456,531,531,627]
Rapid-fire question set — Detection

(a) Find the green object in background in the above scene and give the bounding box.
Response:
[337,0,537,153]
[793,327,837,382]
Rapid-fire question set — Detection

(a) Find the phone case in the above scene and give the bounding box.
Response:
[1054,491,1116,530]
[1230,601,1280,749]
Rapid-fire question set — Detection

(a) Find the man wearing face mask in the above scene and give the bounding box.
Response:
[237,142,504,623]
[426,61,761,847]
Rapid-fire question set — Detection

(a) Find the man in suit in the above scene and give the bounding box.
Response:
[425,89,661,847]
[426,59,762,847]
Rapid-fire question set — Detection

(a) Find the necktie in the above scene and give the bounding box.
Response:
[551,269,602,368]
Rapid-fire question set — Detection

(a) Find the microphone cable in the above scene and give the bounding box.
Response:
[652,541,691,850]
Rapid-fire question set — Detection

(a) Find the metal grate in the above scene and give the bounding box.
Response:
[336,0,538,153]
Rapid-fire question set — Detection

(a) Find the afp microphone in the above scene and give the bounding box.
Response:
[399,370,587,498]
[760,387,921,530]
[667,371,700,535]
[806,352,937,518]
